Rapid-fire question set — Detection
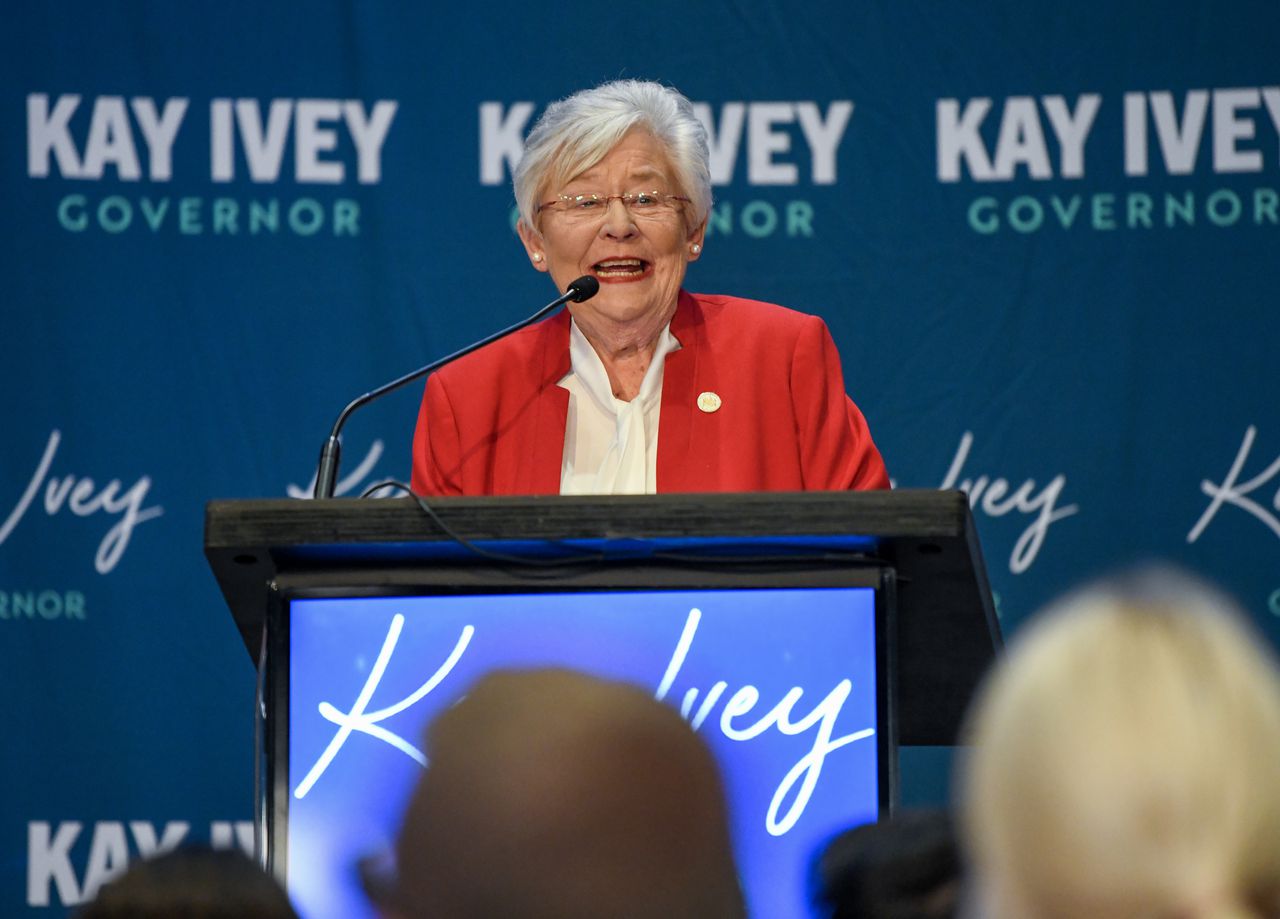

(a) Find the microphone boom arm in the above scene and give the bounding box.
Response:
[313,276,599,498]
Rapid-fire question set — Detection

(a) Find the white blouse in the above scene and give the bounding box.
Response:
[558,319,681,495]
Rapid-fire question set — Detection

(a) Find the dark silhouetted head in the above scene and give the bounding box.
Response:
[817,810,960,919]
[75,845,297,919]
[394,667,745,919]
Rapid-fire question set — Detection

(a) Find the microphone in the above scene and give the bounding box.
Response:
[313,275,600,498]
[565,275,599,302]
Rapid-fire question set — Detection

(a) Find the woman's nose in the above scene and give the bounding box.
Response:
[598,197,637,238]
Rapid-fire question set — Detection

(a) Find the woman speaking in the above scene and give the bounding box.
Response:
[411,80,888,496]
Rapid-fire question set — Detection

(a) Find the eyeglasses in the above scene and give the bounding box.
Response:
[536,190,691,222]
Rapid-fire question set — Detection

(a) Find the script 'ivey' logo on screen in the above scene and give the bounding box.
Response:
[296,607,872,838]
[26,93,398,237]
[480,100,855,240]
[288,589,878,919]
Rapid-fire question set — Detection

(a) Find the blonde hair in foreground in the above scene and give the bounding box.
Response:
[961,569,1280,919]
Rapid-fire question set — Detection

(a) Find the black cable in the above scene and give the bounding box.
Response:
[368,480,607,570]
[358,480,410,499]
[366,480,888,575]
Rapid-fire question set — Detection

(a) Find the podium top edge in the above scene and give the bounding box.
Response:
[205,490,972,550]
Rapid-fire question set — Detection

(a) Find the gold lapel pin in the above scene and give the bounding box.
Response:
[697,391,722,413]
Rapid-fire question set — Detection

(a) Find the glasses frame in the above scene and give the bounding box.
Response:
[535,190,692,219]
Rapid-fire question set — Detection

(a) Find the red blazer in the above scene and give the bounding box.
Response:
[411,291,889,495]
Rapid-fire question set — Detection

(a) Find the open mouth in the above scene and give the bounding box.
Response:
[592,258,650,281]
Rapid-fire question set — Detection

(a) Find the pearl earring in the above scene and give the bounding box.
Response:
[691,244,701,254]
[533,253,543,262]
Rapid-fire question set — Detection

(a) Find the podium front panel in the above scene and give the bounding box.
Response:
[270,565,895,919]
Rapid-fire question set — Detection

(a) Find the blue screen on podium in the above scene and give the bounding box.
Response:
[286,585,883,918]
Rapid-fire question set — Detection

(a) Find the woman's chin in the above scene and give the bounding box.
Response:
[577,292,672,328]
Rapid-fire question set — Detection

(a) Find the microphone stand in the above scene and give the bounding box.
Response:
[313,277,599,498]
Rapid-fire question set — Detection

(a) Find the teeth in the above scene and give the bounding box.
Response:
[595,259,645,274]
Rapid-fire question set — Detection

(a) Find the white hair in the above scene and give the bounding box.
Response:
[513,80,713,233]
[961,567,1280,919]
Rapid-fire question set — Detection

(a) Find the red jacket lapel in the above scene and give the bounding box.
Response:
[657,291,704,491]
[514,310,572,495]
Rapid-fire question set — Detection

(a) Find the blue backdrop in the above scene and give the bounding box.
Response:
[4,1,1279,914]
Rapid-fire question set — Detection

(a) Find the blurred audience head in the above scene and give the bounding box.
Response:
[75,844,297,919]
[961,566,1280,919]
[816,809,960,919]
[393,667,745,919]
